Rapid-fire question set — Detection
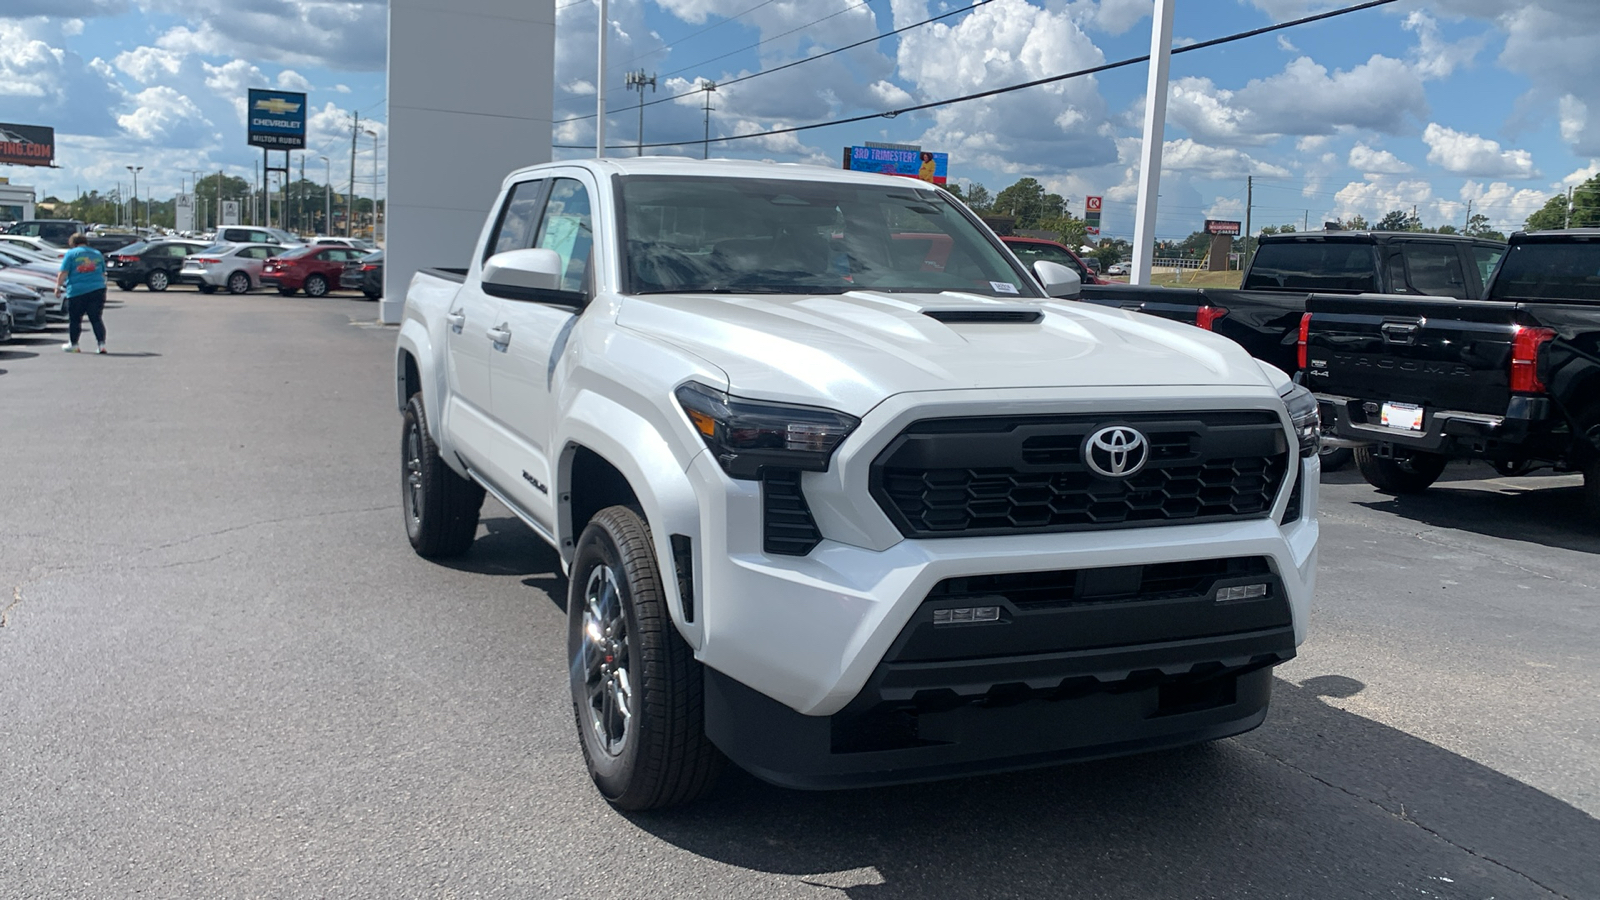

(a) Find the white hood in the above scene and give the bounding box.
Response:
[616,290,1272,415]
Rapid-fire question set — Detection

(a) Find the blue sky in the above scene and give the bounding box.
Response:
[4,1,1599,239]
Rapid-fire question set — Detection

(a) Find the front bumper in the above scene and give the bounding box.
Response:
[683,386,1319,787]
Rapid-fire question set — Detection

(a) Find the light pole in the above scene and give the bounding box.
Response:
[189,170,205,231]
[363,129,378,241]
[125,165,143,231]
[319,156,331,236]
[700,80,717,159]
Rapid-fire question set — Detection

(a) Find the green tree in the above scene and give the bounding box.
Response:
[1343,214,1370,230]
[1524,194,1569,231]
[963,183,992,213]
[992,178,1064,229]
[1375,209,1414,231]
[1038,213,1087,248]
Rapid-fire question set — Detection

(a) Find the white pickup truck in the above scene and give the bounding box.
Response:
[395,158,1321,809]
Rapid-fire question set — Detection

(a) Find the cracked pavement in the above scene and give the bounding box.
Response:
[0,292,1595,899]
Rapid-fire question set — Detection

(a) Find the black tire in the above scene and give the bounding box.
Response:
[568,506,722,811]
[116,281,135,291]
[227,271,251,294]
[1584,458,1600,520]
[304,274,329,297]
[363,290,380,301]
[1319,446,1353,471]
[1354,445,1448,494]
[147,269,170,292]
[401,393,484,557]
[277,287,297,296]
[197,283,216,294]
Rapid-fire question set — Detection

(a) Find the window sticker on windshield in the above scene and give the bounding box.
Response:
[991,281,1019,294]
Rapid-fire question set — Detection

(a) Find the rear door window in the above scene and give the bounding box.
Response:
[1398,242,1469,296]
[1472,244,1505,293]
[1243,241,1377,292]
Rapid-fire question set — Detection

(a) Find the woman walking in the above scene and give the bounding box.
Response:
[56,232,108,353]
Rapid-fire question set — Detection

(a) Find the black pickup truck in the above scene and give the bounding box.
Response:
[1081,231,1507,375]
[1304,230,1600,512]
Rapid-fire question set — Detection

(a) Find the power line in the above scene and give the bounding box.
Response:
[555,0,994,126]
[612,0,1404,151]
[657,0,871,81]
[612,0,781,70]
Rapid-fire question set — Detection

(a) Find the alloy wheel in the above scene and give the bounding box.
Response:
[579,564,633,758]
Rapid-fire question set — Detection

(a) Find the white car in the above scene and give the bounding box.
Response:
[1107,262,1129,276]
[179,243,282,294]
[0,234,65,259]
[396,157,1320,808]
[310,236,376,250]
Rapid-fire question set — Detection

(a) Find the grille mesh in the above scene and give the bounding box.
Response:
[872,411,1290,537]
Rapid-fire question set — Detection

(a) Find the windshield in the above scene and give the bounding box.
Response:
[1006,241,1088,279]
[1243,241,1377,292]
[619,175,1039,297]
[1490,241,1600,302]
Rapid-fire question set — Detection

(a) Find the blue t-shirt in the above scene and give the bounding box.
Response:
[60,246,107,297]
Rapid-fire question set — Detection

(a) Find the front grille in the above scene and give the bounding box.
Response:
[871,411,1290,537]
[763,469,822,556]
[929,556,1275,611]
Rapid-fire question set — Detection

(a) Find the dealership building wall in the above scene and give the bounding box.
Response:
[383,0,556,323]
[0,181,36,222]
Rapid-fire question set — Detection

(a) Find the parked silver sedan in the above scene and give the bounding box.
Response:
[179,243,282,294]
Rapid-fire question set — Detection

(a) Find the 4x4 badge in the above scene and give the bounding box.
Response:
[1084,426,1149,478]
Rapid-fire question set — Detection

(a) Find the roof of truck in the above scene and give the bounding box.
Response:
[1259,230,1503,244]
[499,155,945,191]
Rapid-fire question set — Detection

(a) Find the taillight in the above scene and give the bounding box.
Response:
[1297,312,1312,370]
[1195,306,1228,331]
[361,264,378,271]
[192,257,219,264]
[1510,325,1556,393]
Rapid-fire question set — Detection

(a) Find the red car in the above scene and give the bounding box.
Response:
[260,245,370,297]
[1001,236,1110,285]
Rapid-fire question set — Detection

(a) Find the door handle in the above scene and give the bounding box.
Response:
[445,311,465,332]
[1380,321,1420,345]
[486,325,512,346]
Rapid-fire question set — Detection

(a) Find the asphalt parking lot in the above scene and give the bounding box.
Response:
[2,293,1596,899]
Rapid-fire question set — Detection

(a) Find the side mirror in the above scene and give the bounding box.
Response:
[1033,260,1081,299]
[482,247,565,299]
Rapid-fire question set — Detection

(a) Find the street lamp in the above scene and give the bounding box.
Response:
[125,165,143,231]
[363,128,378,242]
[318,156,331,236]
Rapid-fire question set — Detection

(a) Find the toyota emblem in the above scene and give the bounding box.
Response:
[1084,426,1149,478]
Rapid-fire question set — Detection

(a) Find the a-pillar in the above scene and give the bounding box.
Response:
[383,0,556,323]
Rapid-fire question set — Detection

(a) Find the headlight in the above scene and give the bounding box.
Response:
[1281,383,1321,458]
[674,381,859,480]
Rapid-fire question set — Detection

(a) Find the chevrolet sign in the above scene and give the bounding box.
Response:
[247,88,307,150]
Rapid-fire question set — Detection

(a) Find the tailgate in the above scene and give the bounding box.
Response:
[1078,284,1208,324]
[1303,294,1519,416]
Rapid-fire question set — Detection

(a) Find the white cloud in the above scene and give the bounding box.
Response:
[1560,95,1586,144]
[1403,10,1484,80]
[116,85,211,145]
[1348,143,1412,174]
[277,69,313,92]
[154,1,386,72]
[1161,139,1291,179]
[1460,180,1551,230]
[1423,123,1537,178]
[114,46,183,83]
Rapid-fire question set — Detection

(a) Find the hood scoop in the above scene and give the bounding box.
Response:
[921,308,1043,325]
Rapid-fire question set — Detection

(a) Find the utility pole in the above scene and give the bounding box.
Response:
[1567,185,1575,228]
[299,154,306,234]
[1464,200,1472,234]
[626,70,656,157]
[349,111,360,237]
[700,80,717,160]
[1242,175,1253,270]
[1412,203,1419,231]
[319,156,331,235]
[596,0,608,158]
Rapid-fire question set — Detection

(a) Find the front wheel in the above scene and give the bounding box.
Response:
[304,274,329,297]
[147,270,170,292]
[1355,445,1448,494]
[116,281,135,291]
[401,393,484,557]
[568,506,722,810]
